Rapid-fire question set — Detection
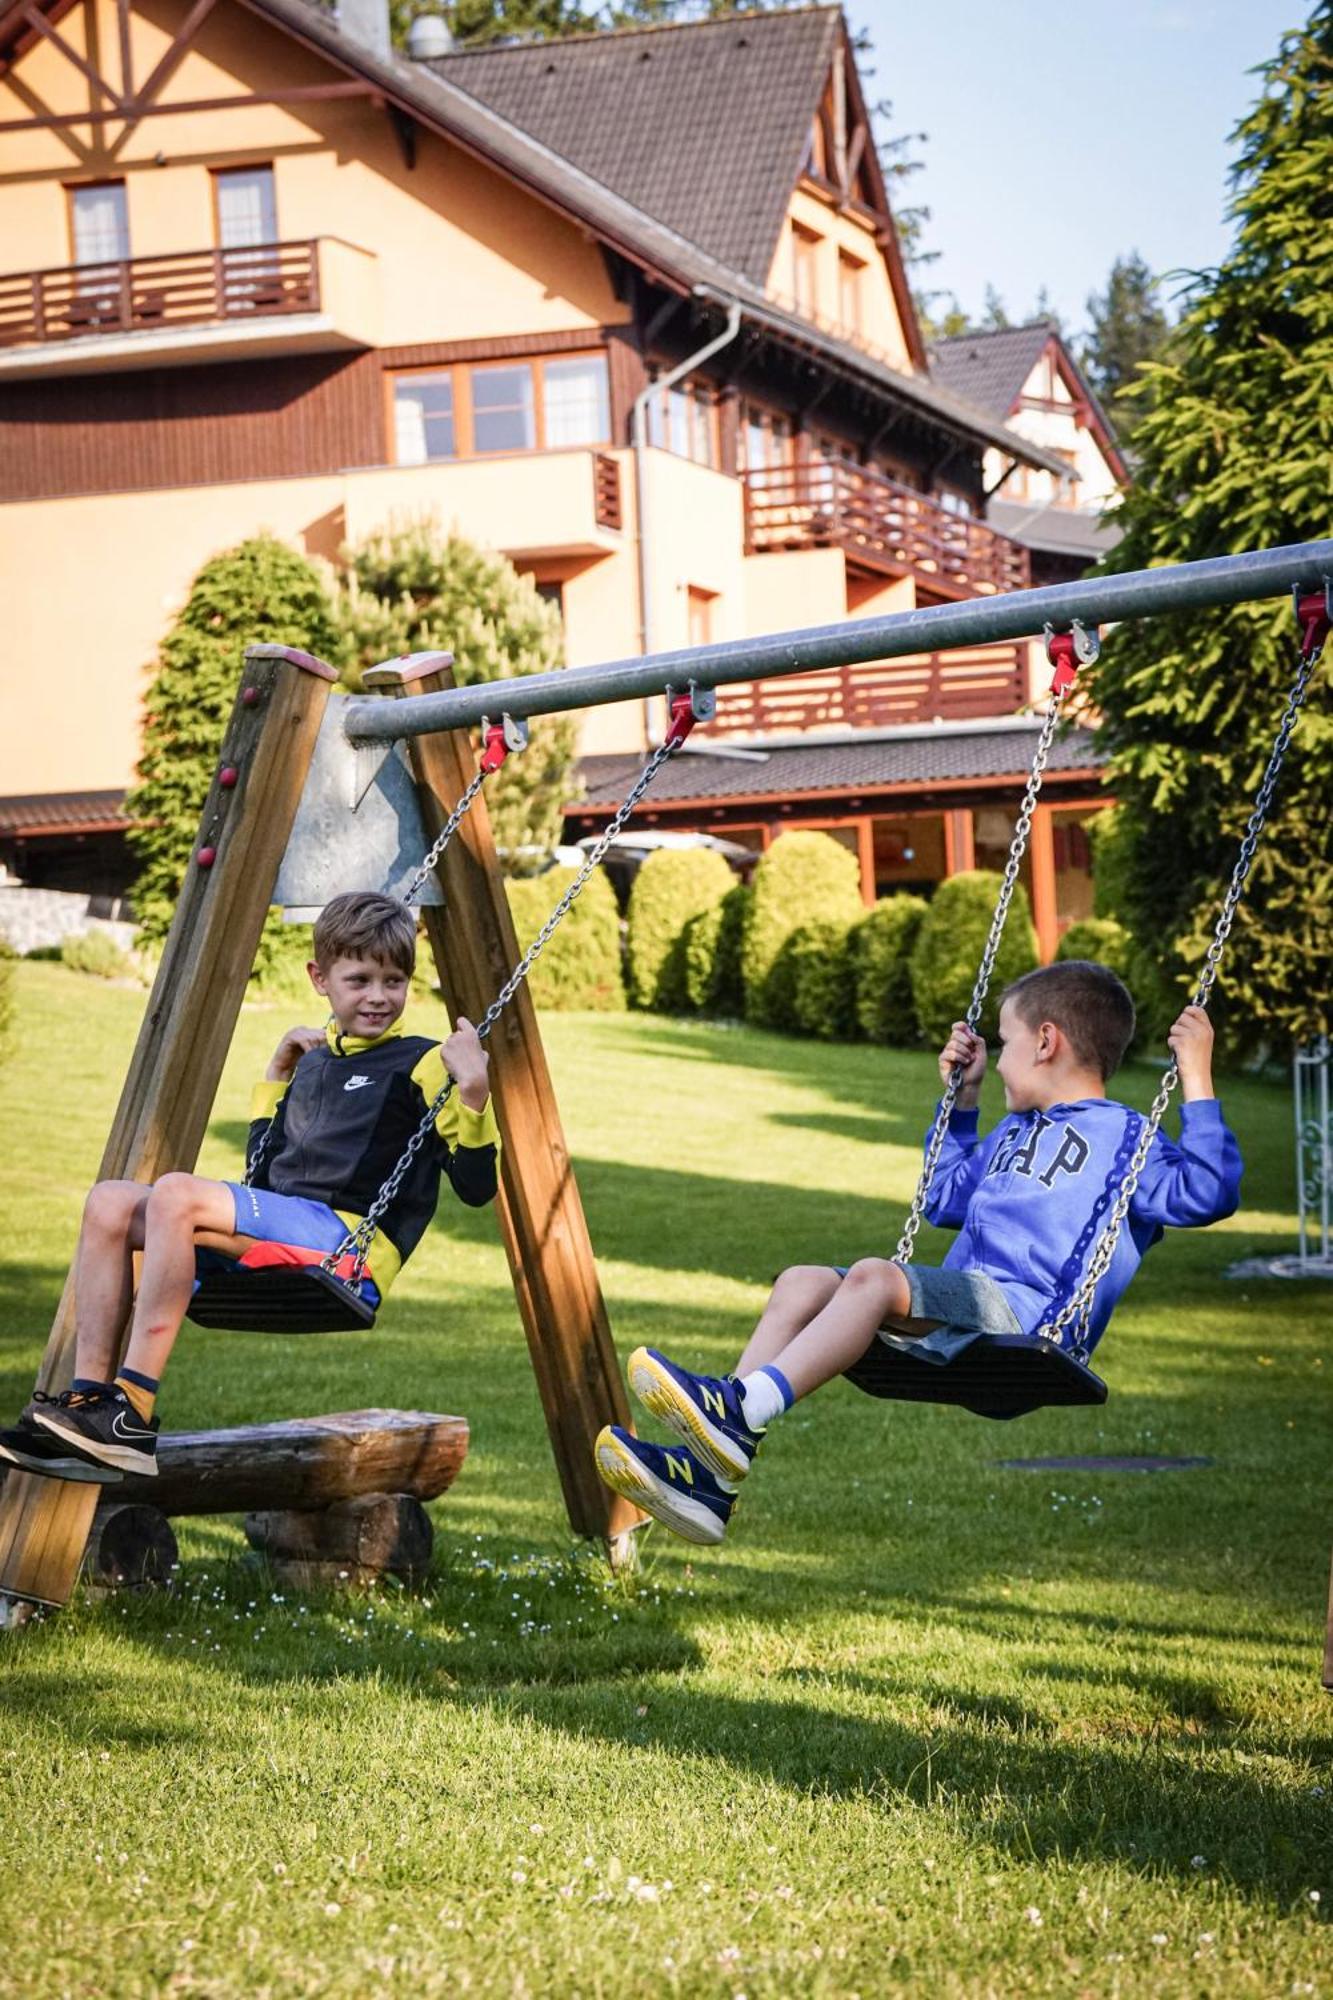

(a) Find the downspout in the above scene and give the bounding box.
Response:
[631,291,743,742]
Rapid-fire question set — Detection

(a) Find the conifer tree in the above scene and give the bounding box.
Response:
[126,536,341,943]
[1081,251,1172,423]
[1088,3,1333,1051]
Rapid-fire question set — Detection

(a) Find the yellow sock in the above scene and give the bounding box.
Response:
[114,1374,157,1421]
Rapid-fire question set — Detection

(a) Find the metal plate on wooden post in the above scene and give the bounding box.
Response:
[274,698,444,918]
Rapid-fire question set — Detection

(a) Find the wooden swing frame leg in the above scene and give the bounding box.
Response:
[365,658,643,1551]
[0,646,337,1612]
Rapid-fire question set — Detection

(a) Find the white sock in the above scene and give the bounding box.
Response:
[738,1366,792,1433]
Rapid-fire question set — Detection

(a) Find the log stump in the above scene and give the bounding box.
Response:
[244,1492,433,1589]
[82,1502,179,1593]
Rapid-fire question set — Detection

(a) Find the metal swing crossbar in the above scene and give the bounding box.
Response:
[186,687,714,1337]
[854,580,1333,1421]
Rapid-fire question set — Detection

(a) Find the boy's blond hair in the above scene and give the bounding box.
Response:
[313,892,417,974]
[1002,959,1136,1080]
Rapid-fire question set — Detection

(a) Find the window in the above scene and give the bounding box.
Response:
[741,404,795,474]
[647,375,717,468]
[70,182,129,267]
[791,222,821,317]
[687,587,716,648]
[215,166,278,249]
[837,249,864,336]
[391,352,609,463]
[394,372,455,465]
[544,354,610,447]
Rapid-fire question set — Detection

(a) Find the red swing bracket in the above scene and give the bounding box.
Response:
[478,713,530,773]
[1293,578,1333,658]
[663,680,717,748]
[1043,618,1100,696]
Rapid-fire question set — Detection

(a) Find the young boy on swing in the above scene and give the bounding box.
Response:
[596,960,1243,1545]
[0,892,498,1484]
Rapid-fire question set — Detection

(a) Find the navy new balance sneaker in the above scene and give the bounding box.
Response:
[34,1389,159,1476]
[0,1394,123,1485]
[627,1346,764,1483]
[594,1427,736,1545]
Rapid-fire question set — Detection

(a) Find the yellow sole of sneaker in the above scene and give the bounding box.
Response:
[593,1427,728,1546]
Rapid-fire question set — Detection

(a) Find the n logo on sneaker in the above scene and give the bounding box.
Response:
[343,1075,373,1092]
[664,1454,694,1486]
[699,1385,727,1421]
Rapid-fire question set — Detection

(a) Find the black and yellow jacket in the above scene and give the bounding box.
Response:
[247,1022,500,1297]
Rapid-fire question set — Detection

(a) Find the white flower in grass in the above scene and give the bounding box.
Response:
[511,1871,527,1886]
[1150,1932,1168,1945]
[1191,1855,1208,1869]
[1308,1890,1322,1904]
[1023,1907,1043,1927]
[323,1902,341,1917]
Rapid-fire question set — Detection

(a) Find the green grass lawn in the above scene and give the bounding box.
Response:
[1,961,1330,1997]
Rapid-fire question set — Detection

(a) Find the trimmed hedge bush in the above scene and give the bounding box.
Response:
[851,895,927,1044]
[626,848,736,1011]
[742,832,863,1029]
[682,882,750,1016]
[789,917,858,1039]
[909,870,1038,1043]
[60,930,135,981]
[1056,917,1135,980]
[1056,915,1172,1054]
[505,865,625,1012]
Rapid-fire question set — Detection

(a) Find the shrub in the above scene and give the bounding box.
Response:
[626,848,735,1011]
[742,832,863,1029]
[909,870,1038,1044]
[683,882,750,1016]
[789,917,858,1039]
[1056,916,1174,1056]
[505,865,625,1012]
[851,895,928,1044]
[60,929,134,981]
[1056,917,1136,981]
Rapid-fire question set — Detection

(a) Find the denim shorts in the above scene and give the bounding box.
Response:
[834,1260,1022,1378]
[192,1182,381,1307]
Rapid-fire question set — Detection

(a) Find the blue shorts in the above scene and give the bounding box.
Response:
[193,1182,381,1308]
[834,1260,1022,1380]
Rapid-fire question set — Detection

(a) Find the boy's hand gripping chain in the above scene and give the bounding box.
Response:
[330,684,714,1283]
[1038,582,1332,1356]
[892,623,1099,1270]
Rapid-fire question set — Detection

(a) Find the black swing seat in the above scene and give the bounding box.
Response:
[848,1332,1107,1422]
[187,1264,377,1336]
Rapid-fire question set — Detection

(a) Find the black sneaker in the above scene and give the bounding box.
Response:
[0,1394,124,1485]
[34,1390,159,1476]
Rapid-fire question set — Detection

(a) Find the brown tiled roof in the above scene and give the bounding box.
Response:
[930,323,1056,419]
[0,790,129,836]
[430,10,839,286]
[574,722,1103,811]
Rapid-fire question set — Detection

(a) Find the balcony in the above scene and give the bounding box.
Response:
[744,462,1031,599]
[708,643,1029,735]
[0,238,380,377]
[341,448,626,565]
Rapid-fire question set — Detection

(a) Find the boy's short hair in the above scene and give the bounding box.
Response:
[313,892,417,974]
[1001,960,1136,1080]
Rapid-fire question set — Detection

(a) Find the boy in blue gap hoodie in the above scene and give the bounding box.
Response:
[595,960,1242,1545]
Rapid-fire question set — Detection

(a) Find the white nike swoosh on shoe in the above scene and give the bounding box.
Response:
[112,1411,157,1442]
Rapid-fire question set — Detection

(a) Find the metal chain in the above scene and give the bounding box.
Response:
[399,761,489,908]
[1040,631,1326,1353]
[893,679,1073,1266]
[329,730,687,1281]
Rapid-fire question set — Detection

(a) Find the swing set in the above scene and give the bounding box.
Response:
[0,538,1329,1615]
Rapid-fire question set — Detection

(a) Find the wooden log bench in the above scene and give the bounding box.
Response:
[71,1409,467,1594]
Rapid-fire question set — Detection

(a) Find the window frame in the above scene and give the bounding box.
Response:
[66,179,130,268]
[389,348,611,464]
[210,163,279,250]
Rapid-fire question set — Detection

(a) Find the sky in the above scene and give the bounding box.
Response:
[851,0,1305,337]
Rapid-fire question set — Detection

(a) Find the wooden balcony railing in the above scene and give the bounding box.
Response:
[707,643,1029,735]
[593,451,623,531]
[0,240,321,348]
[743,462,1031,598]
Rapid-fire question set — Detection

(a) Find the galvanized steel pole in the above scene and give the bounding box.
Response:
[341,537,1333,743]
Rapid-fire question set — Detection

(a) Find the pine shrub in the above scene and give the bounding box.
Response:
[337,519,576,874]
[909,871,1038,1043]
[505,865,625,1012]
[851,895,928,1044]
[789,917,858,1039]
[742,832,864,1029]
[683,882,750,1016]
[626,848,735,1010]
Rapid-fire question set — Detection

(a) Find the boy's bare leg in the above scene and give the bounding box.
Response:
[733,1264,842,1376]
[756,1257,912,1400]
[70,1180,151,1382]
[119,1174,238,1383]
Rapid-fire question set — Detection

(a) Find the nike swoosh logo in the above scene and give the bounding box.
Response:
[343,1076,373,1092]
[112,1411,156,1442]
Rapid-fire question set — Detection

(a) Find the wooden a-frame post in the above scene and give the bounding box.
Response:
[363,657,643,1557]
[0,646,336,1614]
